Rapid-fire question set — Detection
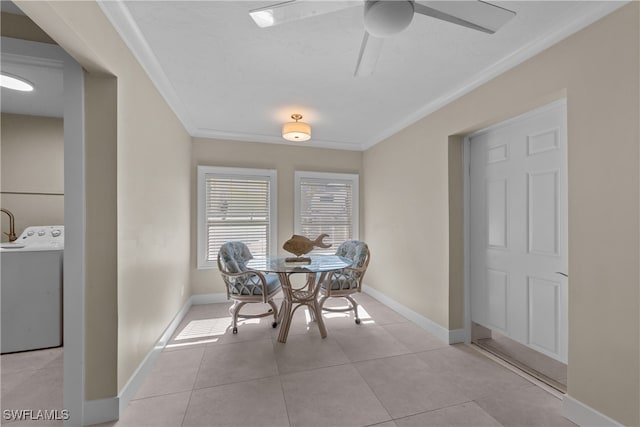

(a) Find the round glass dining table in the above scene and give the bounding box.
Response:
[246,255,352,343]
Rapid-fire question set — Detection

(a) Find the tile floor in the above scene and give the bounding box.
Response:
[1,293,576,427]
[1,346,64,426]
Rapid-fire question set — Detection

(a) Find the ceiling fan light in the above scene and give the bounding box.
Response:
[249,9,274,28]
[282,114,311,142]
[364,0,414,38]
[0,72,34,92]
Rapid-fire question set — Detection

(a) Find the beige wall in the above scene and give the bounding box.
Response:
[363,4,639,425]
[16,1,193,399]
[192,138,363,294]
[1,113,64,240]
[84,74,118,400]
[1,11,56,44]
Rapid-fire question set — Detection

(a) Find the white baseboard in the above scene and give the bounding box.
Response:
[191,292,228,305]
[83,297,194,425]
[448,328,466,344]
[87,292,230,424]
[362,285,464,344]
[83,397,119,426]
[563,395,623,427]
[117,297,194,415]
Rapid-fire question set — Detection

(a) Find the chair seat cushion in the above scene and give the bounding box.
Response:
[230,273,280,296]
[320,275,358,291]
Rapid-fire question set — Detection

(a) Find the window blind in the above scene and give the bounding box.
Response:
[204,174,272,263]
[298,177,354,255]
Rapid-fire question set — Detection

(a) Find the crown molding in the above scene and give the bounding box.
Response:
[99,0,627,152]
[361,0,629,150]
[97,0,196,134]
[192,127,364,152]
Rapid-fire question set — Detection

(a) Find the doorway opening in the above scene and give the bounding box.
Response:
[1,30,85,425]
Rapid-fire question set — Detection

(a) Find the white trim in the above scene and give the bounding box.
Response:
[97,0,196,135]
[448,328,466,344]
[360,2,628,150]
[362,285,463,344]
[463,134,472,345]
[294,171,360,242]
[191,292,229,305]
[468,98,567,139]
[4,35,88,427]
[62,48,86,427]
[1,52,64,70]
[83,398,119,427]
[107,297,194,423]
[193,127,364,152]
[97,293,228,423]
[117,299,191,413]
[196,166,278,269]
[563,395,624,427]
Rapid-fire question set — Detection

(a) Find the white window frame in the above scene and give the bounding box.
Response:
[294,171,359,249]
[197,165,277,269]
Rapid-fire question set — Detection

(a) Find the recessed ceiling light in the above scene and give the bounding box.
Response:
[0,72,34,92]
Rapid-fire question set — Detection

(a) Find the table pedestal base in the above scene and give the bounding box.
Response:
[277,272,327,343]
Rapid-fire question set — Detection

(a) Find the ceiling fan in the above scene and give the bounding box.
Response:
[249,0,516,77]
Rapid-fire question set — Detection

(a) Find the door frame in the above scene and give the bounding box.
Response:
[463,98,568,345]
[1,37,86,426]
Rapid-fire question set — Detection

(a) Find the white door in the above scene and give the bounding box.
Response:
[470,101,568,363]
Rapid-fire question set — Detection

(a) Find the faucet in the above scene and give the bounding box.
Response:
[1,208,17,242]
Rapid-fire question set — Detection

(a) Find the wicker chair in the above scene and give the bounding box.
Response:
[318,240,370,324]
[217,242,281,334]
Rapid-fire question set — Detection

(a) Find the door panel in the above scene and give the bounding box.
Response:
[487,269,509,333]
[528,276,561,355]
[528,170,559,256]
[487,179,508,249]
[470,101,567,363]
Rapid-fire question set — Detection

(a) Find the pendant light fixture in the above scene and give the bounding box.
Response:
[282,114,311,142]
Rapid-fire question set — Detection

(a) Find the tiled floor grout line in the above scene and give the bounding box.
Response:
[388,399,481,424]
[177,342,206,427]
[129,388,194,403]
[179,389,194,427]
[190,373,281,392]
[349,359,396,426]
[275,366,293,427]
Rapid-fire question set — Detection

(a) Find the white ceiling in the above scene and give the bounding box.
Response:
[0,58,63,118]
[98,0,626,151]
[1,1,64,118]
[2,1,626,149]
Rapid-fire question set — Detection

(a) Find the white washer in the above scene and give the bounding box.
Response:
[1,226,64,353]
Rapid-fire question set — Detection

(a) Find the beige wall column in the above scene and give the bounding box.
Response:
[84,73,118,399]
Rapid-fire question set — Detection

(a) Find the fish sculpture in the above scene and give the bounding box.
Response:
[283,234,332,257]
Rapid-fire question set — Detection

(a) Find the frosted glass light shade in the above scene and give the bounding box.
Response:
[282,120,311,142]
[0,73,34,92]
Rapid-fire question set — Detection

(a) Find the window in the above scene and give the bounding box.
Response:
[294,171,359,255]
[197,166,277,269]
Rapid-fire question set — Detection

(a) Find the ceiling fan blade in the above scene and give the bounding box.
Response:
[413,1,516,34]
[249,0,359,28]
[354,32,384,77]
